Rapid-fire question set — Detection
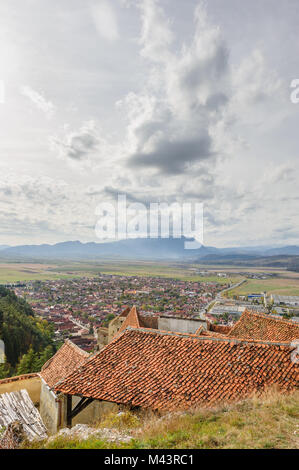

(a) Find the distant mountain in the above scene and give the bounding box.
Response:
[0,239,298,262]
[264,245,299,256]
[0,238,204,261]
[198,253,299,271]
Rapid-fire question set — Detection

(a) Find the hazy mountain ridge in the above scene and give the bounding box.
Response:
[0,239,298,261]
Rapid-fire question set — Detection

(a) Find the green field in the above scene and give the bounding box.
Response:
[0,261,240,284]
[1,261,298,295]
[228,277,299,296]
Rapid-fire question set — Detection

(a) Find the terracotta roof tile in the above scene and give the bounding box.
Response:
[40,339,89,388]
[55,328,299,410]
[117,306,141,334]
[209,323,232,334]
[228,310,299,342]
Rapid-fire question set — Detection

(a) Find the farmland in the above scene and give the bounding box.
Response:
[0,260,299,296]
[228,275,299,296]
[0,261,240,284]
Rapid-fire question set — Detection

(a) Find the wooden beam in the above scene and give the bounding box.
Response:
[66,394,72,428]
[71,397,94,419]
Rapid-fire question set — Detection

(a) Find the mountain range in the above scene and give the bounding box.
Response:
[0,239,298,261]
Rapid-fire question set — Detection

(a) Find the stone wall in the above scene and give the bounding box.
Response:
[98,327,109,350]
[108,316,125,342]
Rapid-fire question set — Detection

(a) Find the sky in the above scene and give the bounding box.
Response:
[0,0,298,248]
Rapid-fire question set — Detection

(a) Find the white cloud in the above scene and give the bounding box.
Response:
[50,120,100,161]
[91,0,119,41]
[20,86,55,118]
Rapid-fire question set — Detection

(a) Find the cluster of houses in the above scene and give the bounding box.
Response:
[0,306,298,444]
[13,276,227,350]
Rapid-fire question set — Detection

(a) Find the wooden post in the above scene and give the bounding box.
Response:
[66,395,72,428]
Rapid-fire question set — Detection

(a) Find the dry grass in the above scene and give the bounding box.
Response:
[24,389,299,449]
[130,389,299,449]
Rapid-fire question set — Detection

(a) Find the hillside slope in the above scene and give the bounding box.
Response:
[0,286,55,376]
[27,389,299,449]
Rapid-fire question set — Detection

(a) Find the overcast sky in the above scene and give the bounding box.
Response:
[0,0,298,247]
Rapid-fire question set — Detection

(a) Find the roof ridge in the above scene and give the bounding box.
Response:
[244,309,299,326]
[41,339,89,373]
[126,326,295,348]
[65,339,90,357]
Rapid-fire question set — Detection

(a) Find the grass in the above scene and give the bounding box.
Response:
[25,389,299,449]
[229,278,299,296]
[0,260,240,284]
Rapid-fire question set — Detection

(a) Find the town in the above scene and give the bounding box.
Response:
[13,275,229,351]
[11,273,299,354]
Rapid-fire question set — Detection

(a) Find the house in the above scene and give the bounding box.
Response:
[0,339,92,435]
[1,308,298,434]
[97,305,207,350]
[39,339,90,434]
[54,323,298,427]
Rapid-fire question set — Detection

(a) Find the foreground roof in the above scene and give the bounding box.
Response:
[228,310,299,342]
[40,339,89,388]
[55,328,298,411]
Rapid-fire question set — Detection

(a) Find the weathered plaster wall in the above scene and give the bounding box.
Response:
[0,376,41,405]
[39,379,60,435]
[158,316,207,334]
[60,395,119,428]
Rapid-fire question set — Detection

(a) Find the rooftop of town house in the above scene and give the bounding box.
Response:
[54,327,298,411]
[227,310,299,342]
[196,328,227,338]
[116,306,159,336]
[117,306,140,334]
[40,339,89,388]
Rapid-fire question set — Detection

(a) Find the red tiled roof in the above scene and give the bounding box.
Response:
[209,323,232,335]
[117,306,140,334]
[40,340,89,388]
[198,329,227,339]
[228,310,299,342]
[55,328,299,410]
[120,306,131,317]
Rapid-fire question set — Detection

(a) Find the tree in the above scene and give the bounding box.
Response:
[16,347,36,375]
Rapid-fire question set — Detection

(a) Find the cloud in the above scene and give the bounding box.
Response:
[128,135,213,174]
[120,1,230,179]
[26,0,297,247]
[91,0,119,41]
[50,120,100,161]
[139,0,174,62]
[21,86,55,118]
[0,174,100,243]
